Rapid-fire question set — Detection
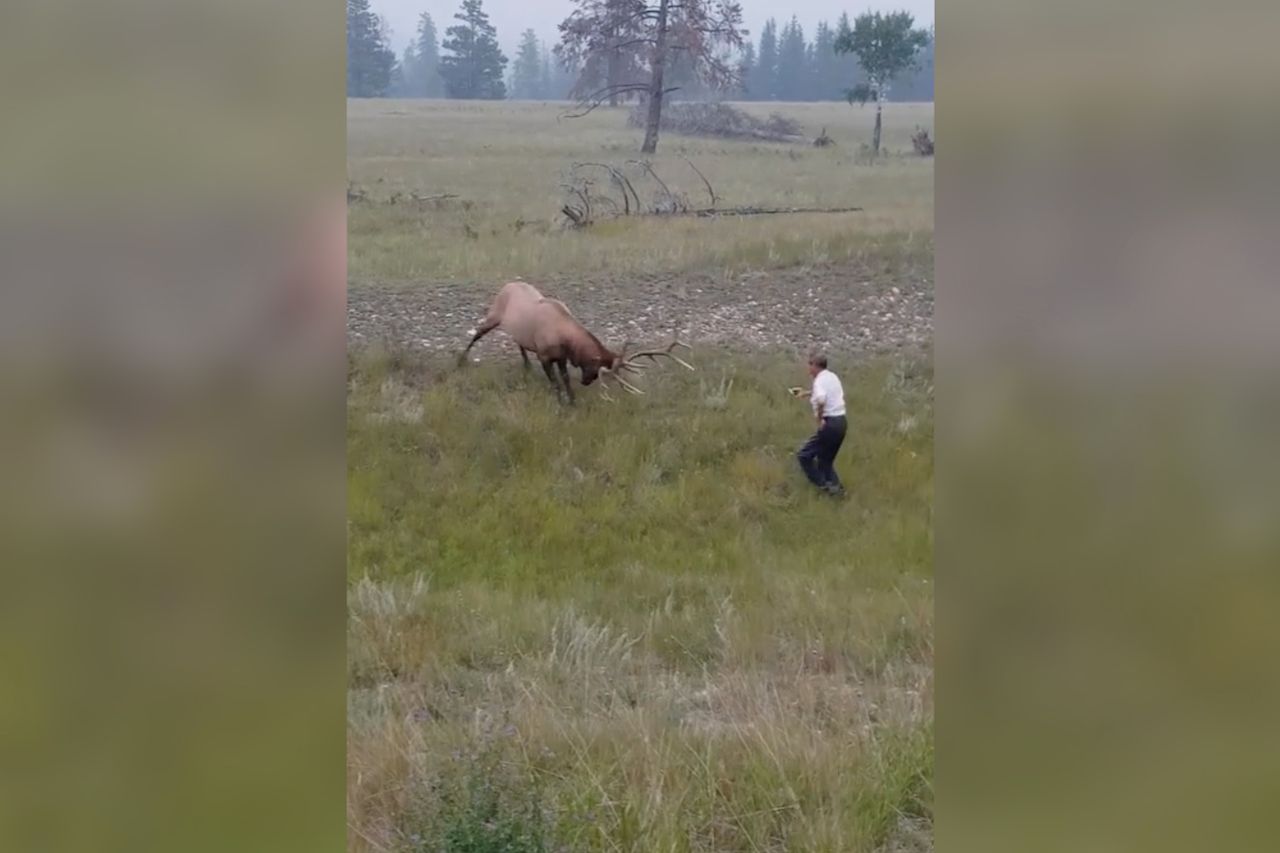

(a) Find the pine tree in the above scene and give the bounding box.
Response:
[833,12,865,101]
[737,42,756,100]
[776,17,808,102]
[510,29,543,100]
[409,12,444,97]
[392,44,418,96]
[540,46,554,99]
[347,0,395,97]
[812,21,841,101]
[439,0,509,99]
[893,28,934,101]
[751,19,779,101]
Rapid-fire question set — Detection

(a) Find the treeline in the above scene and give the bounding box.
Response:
[348,0,933,103]
[741,14,933,103]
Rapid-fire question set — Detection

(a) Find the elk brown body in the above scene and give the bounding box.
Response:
[459,281,618,404]
[460,280,695,404]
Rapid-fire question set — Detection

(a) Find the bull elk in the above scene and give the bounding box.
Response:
[459,280,693,404]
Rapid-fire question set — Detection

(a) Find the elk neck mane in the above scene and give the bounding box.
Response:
[547,303,611,364]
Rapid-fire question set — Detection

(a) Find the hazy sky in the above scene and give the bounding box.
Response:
[375,1,934,58]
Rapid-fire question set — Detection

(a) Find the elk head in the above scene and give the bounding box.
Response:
[597,337,696,398]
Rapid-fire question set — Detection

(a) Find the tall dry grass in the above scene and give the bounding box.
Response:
[347,100,934,284]
[347,350,933,851]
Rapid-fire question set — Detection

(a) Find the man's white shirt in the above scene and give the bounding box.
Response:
[811,369,846,417]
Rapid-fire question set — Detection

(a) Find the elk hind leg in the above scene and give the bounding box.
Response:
[458,317,500,365]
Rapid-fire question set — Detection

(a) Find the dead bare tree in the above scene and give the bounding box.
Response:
[557,0,747,153]
[555,0,648,107]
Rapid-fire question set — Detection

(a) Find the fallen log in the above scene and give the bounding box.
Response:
[689,205,863,217]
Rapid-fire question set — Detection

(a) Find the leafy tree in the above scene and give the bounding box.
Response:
[510,29,544,99]
[559,0,746,153]
[750,18,778,100]
[347,0,395,97]
[835,10,930,155]
[439,0,509,100]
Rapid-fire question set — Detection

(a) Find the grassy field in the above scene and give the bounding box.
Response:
[347,100,933,283]
[348,98,934,851]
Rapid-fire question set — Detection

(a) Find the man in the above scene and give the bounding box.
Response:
[791,352,847,497]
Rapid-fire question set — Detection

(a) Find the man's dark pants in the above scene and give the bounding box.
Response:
[797,415,847,493]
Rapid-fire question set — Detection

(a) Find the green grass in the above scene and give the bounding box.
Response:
[347,348,933,852]
[347,99,933,283]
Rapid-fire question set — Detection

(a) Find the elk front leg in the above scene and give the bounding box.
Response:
[556,359,575,405]
[541,359,565,403]
[519,346,531,370]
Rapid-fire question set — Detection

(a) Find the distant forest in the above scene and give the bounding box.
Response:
[349,2,933,103]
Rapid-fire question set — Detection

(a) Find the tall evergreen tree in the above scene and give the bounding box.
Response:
[751,19,779,101]
[812,21,842,101]
[540,46,554,99]
[510,29,544,99]
[776,17,808,101]
[408,12,444,97]
[736,42,756,99]
[439,0,508,99]
[893,27,934,101]
[347,0,395,97]
[832,12,865,101]
[391,44,417,96]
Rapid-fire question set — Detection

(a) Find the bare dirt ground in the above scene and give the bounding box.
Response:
[348,259,933,357]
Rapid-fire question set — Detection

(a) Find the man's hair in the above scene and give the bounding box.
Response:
[808,352,828,369]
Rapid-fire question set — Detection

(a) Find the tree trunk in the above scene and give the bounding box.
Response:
[607,36,620,107]
[872,93,883,156]
[640,0,670,154]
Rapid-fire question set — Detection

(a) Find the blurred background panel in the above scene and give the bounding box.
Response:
[938,1,1279,852]
[0,2,346,851]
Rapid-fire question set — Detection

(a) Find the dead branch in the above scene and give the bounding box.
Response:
[559,84,675,121]
[684,158,718,208]
[574,163,641,215]
[627,160,678,210]
[911,127,935,156]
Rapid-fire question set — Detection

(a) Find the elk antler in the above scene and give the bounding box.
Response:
[598,365,645,396]
[619,337,696,372]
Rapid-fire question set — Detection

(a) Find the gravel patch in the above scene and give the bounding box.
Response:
[348,261,932,358]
